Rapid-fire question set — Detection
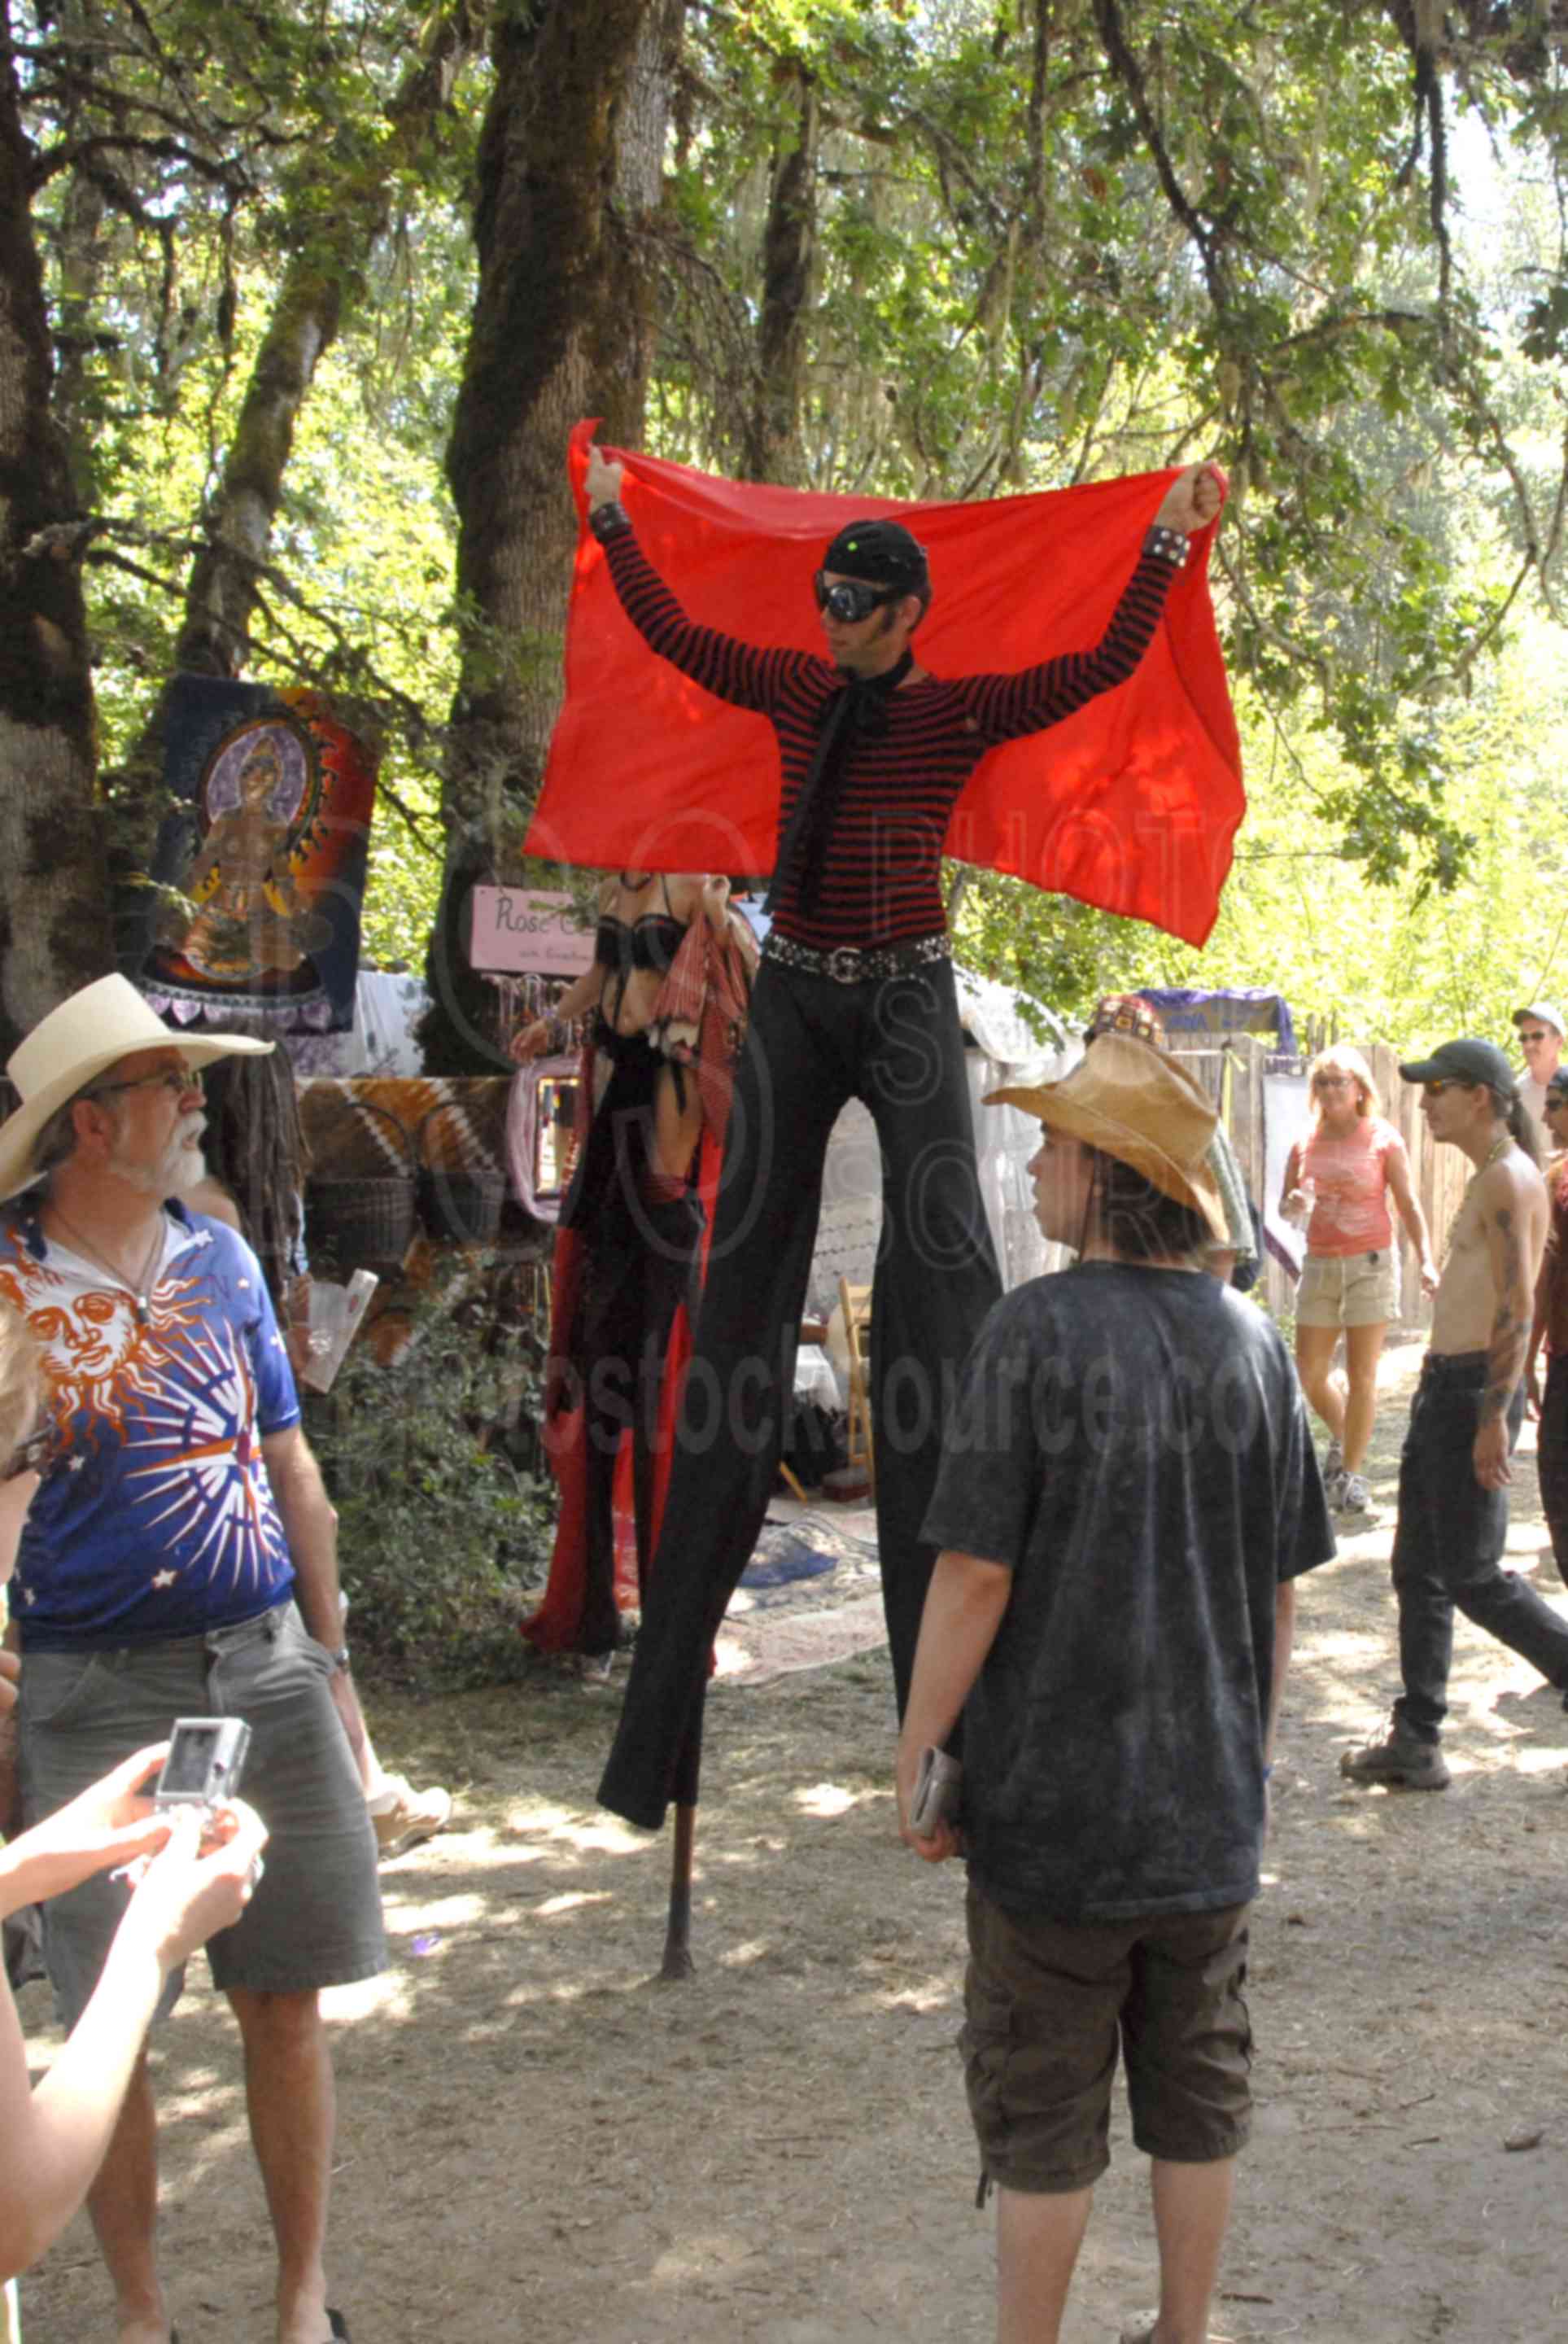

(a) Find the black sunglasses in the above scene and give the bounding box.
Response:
[813,574,904,624]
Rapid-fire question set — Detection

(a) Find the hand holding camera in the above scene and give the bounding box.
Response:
[116,1795,269,1977]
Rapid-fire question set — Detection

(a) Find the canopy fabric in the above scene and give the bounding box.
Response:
[524,421,1244,949]
[1140,986,1298,1056]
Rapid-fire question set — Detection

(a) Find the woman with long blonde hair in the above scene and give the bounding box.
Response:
[1281,1046,1438,1515]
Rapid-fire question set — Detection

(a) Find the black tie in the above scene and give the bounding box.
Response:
[766,652,914,916]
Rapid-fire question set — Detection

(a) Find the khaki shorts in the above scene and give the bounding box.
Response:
[1296,1249,1397,1329]
[962,1885,1253,2194]
[20,1600,384,2027]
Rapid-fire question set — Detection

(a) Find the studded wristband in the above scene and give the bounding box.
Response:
[588,500,631,540]
[1144,523,1188,566]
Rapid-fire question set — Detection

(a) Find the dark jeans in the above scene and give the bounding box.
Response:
[1536,1353,1568,1590]
[1391,1353,1568,1742]
[598,953,1002,1828]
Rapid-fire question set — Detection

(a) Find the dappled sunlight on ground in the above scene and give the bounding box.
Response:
[792,1779,862,1817]
[501,1802,653,1858]
[24,1345,1568,2340]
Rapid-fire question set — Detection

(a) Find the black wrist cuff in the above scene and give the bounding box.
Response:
[589,501,631,541]
[1144,523,1187,566]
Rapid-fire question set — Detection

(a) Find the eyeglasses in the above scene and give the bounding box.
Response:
[1314,1075,1354,1091]
[813,574,903,624]
[1421,1078,1477,1098]
[1521,1030,1552,1046]
[2,1423,51,1482]
[87,1067,204,1104]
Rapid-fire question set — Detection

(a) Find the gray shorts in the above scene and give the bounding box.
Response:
[19,1599,385,2027]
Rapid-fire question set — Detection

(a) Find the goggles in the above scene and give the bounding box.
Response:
[813,574,904,624]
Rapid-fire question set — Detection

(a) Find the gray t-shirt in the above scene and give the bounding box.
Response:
[922,1261,1334,1922]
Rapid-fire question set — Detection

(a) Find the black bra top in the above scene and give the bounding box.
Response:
[594,911,686,976]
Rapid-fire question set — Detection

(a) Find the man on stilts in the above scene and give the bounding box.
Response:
[574,444,1225,1900]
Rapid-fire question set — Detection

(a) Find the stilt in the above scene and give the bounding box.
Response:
[659,1800,697,1980]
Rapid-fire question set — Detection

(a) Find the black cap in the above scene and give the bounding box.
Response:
[820,518,929,597]
[1397,1038,1518,1093]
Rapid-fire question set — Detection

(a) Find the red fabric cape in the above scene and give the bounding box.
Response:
[525,421,1244,949]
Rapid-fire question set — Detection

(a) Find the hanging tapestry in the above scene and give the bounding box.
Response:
[133,676,378,1035]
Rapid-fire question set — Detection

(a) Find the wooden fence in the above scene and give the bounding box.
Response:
[1165,1033,1470,1332]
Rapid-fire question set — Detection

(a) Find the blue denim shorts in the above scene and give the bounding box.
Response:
[19,1599,385,2027]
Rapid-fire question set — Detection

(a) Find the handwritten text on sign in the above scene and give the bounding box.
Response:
[469,888,596,977]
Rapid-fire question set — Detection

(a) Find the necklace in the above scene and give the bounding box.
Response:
[50,1208,165,1323]
[1442,1134,1511,1264]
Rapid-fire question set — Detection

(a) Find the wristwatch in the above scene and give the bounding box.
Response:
[329,1644,351,1673]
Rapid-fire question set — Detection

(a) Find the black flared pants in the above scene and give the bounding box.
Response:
[598,953,1002,1827]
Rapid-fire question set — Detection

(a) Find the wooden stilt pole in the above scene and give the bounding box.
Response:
[659,1800,697,1980]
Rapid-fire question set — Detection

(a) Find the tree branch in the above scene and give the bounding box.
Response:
[1091,0,1229,311]
[32,133,255,199]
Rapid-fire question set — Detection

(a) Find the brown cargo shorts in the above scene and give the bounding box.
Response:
[962,1883,1253,2194]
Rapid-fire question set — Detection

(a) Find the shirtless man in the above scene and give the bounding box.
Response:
[1342,1038,1568,1790]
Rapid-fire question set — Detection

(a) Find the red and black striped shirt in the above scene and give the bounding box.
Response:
[602,526,1180,951]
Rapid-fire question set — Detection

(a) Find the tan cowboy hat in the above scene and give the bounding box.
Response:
[0,973,272,1201]
[986,1030,1228,1246]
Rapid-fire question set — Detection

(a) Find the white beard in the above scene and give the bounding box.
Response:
[111,1112,207,1197]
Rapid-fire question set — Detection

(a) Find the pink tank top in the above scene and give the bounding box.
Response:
[1296,1117,1404,1257]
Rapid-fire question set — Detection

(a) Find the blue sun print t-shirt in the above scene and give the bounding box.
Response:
[0,1202,301,1648]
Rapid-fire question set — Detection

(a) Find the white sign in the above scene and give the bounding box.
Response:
[469,887,595,976]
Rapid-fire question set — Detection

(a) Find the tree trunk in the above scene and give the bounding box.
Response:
[0,12,112,1052]
[173,7,482,685]
[427,0,683,1070]
[103,5,483,899]
[46,0,110,509]
[745,62,819,488]
[103,7,480,814]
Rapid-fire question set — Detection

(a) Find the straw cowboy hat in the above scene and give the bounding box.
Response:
[986,1030,1229,1247]
[0,973,271,1202]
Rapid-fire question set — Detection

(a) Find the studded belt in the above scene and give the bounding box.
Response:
[762,931,952,985]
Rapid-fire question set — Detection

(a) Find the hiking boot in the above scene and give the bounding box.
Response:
[1339,1725,1450,1790]
[1323,1465,1350,1511]
[1323,1437,1343,1484]
[1338,1472,1373,1517]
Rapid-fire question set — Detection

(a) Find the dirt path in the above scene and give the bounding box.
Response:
[21,1340,1568,2342]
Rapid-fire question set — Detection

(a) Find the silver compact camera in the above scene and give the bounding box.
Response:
[153,1717,252,1817]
